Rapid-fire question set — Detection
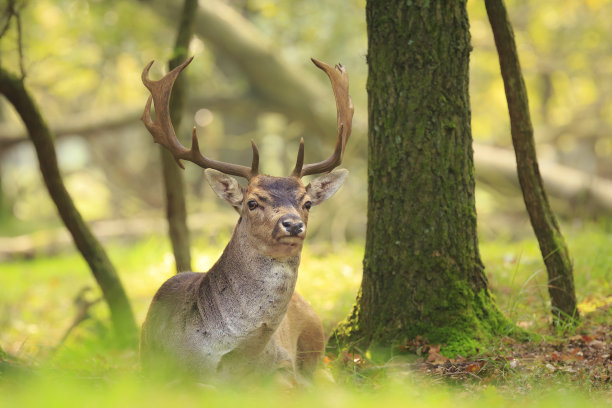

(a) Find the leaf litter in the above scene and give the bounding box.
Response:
[327,305,611,394]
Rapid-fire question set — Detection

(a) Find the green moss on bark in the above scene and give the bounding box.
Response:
[330,0,520,357]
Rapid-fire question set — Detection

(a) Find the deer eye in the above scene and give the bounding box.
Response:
[247,200,258,210]
[303,201,312,211]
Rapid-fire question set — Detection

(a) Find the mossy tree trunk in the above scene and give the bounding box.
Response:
[331,0,511,356]
[485,0,578,323]
[158,0,198,273]
[0,67,138,348]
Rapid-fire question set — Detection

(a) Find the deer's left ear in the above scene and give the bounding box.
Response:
[205,169,244,210]
[306,169,348,206]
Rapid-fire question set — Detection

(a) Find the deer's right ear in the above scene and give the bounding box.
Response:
[204,169,244,210]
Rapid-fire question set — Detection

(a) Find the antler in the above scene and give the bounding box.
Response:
[142,57,259,179]
[291,58,354,178]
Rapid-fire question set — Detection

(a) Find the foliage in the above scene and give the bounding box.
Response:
[1,222,610,401]
[1,0,611,404]
[469,0,612,165]
[1,368,611,408]
[2,0,611,235]
[1,217,608,357]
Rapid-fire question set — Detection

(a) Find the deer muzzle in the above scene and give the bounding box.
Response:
[278,215,305,238]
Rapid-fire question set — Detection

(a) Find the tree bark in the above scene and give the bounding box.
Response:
[485,0,578,323]
[156,0,198,273]
[0,103,9,222]
[0,67,138,347]
[331,0,511,356]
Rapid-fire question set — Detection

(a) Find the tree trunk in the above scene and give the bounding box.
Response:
[331,0,511,356]
[0,103,9,222]
[0,67,138,347]
[143,0,338,137]
[160,150,191,272]
[157,0,198,273]
[485,0,578,323]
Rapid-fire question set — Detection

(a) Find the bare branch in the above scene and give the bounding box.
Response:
[0,0,27,78]
[0,94,265,148]
[0,0,16,40]
[15,3,25,79]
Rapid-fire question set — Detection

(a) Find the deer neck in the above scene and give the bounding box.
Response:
[201,218,301,342]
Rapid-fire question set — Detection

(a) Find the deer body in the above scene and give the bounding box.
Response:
[140,239,314,379]
[139,58,353,382]
[141,181,321,380]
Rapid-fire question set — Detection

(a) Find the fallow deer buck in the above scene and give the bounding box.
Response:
[139,57,353,383]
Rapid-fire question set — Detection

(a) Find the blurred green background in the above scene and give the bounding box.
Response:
[0,0,611,404]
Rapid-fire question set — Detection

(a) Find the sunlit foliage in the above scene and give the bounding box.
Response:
[1,0,611,403]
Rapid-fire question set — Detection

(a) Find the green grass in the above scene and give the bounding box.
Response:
[1,221,611,406]
[1,371,608,408]
[0,234,365,355]
[480,221,611,332]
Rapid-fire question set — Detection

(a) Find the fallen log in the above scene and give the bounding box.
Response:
[475,144,612,214]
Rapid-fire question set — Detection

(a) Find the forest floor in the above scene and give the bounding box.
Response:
[327,308,611,393]
[0,220,610,406]
[1,316,611,408]
[416,321,611,392]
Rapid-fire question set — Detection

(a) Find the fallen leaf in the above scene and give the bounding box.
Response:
[426,345,446,364]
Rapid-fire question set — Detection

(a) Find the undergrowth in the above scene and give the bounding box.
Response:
[0,221,610,406]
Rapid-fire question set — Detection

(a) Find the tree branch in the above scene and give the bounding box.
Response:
[0,94,267,148]
[474,144,612,214]
[0,0,15,40]
[141,0,342,137]
[0,66,138,346]
[485,0,578,323]
[3,101,610,215]
[156,0,199,273]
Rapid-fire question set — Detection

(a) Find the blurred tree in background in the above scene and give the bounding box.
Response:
[0,0,610,354]
[0,64,138,346]
[0,0,369,247]
[485,0,577,324]
[156,0,199,273]
[1,0,610,248]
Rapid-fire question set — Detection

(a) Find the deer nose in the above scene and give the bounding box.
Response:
[280,216,304,236]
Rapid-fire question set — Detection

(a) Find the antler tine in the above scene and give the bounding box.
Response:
[250,140,260,176]
[291,138,305,177]
[296,58,354,178]
[141,58,258,179]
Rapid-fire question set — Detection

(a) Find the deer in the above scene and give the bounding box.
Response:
[139,56,353,384]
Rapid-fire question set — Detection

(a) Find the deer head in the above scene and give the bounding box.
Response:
[141,57,353,258]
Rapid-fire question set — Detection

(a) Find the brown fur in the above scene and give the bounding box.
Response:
[140,171,346,383]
